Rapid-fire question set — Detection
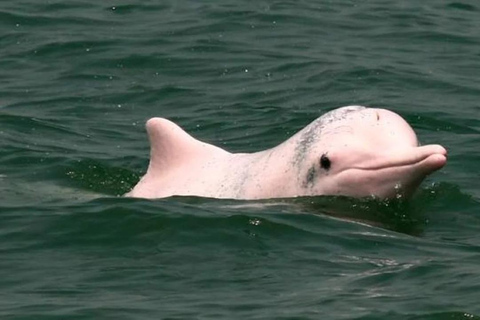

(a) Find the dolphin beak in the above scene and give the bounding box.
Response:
[415,144,447,172]
[343,144,448,199]
[393,144,447,198]
[415,144,447,182]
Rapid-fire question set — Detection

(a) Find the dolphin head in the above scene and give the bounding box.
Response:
[296,107,447,199]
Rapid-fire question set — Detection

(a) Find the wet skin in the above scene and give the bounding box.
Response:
[126,106,447,200]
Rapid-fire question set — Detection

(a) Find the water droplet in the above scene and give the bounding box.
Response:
[249,218,261,226]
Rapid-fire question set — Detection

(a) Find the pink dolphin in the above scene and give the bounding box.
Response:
[126,106,447,200]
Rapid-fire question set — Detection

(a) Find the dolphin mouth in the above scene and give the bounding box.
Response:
[338,144,447,199]
[336,145,447,199]
[353,145,447,172]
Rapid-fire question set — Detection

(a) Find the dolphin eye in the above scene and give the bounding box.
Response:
[320,153,331,170]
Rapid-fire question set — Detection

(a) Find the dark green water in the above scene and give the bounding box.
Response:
[1,1,480,319]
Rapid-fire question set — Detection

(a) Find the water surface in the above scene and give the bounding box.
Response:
[1,1,480,319]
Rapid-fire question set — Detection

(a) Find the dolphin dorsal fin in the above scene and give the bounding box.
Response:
[144,118,229,175]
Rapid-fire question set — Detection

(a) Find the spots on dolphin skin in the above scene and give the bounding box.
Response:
[303,153,331,188]
[219,156,251,198]
[319,106,365,126]
[294,120,322,167]
[303,165,317,188]
[295,107,365,189]
[293,106,364,170]
[232,164,250,198]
